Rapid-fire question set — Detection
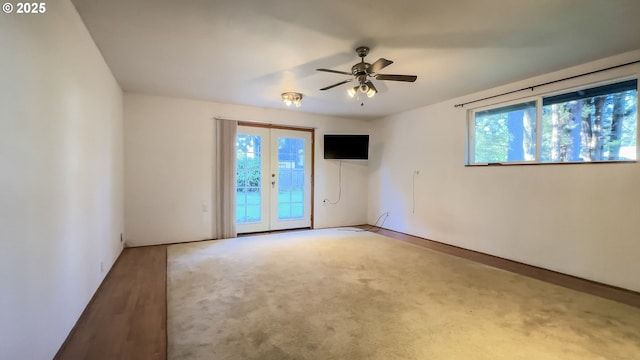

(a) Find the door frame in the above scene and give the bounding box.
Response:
[238,121,315,230]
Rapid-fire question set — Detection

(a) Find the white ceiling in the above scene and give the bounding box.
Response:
[71,0,640,120]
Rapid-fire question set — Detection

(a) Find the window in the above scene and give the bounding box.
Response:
[468,79,638,165]
[541,80,637,162]
[472,101,537,164]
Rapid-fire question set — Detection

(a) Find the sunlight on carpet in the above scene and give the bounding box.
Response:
[167,228,640,360]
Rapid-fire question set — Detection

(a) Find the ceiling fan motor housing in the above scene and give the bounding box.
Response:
[352,63,370,77]
[353,47,371,78]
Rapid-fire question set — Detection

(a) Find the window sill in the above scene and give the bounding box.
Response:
[465,160,637,167]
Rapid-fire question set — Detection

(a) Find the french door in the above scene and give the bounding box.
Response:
[236,126,313,233]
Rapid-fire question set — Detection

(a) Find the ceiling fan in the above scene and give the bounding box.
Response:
[317,46,417,98]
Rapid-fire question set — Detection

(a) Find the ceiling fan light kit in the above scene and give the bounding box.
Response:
[348,81,377,98]
[317,46,417,100]
[281,92,303,107]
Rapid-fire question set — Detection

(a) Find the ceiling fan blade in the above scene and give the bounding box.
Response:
[320,79,354,91]
[316,68,352,76]
[368,58,393,74]
[375,74,417,82]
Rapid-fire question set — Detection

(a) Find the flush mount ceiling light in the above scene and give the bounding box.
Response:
[281,92,303,107]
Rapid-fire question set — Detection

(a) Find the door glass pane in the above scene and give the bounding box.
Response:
[277,137,305,220]
[236,134,262,224]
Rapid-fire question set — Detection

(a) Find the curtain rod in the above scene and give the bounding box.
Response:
[454,59,640,109]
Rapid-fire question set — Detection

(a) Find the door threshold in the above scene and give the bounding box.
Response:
[238,227,311,237]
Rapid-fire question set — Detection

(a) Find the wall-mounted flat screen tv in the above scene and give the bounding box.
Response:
[324,134,369,160]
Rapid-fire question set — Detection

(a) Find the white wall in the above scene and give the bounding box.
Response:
[369,50,640,292]
[124,93,370,246]
[0,2,124,359]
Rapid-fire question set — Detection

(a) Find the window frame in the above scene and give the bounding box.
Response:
[466,77,639,166]
[468,97,542,165]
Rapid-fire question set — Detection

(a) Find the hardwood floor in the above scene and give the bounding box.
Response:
[54,226,639,360]
[54,245,167,360]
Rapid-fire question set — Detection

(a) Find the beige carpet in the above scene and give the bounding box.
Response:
[167,228,640,359]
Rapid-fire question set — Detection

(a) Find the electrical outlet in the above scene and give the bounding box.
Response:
[202,204,208,212]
